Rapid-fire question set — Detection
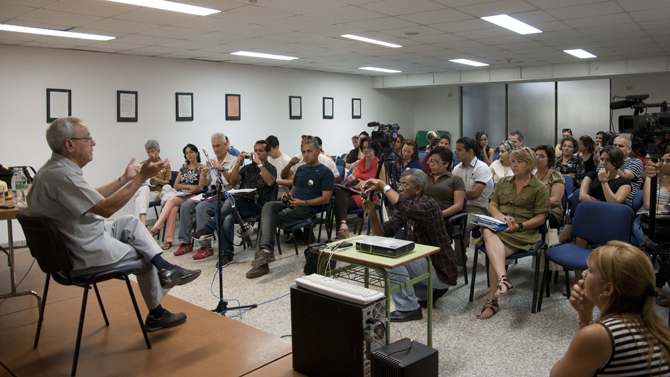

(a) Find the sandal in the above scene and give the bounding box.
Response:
[476,299,499,320]
[150,228,159,238]
[655,292,670,307]
[161,242,172,250]
[495,274,513,297]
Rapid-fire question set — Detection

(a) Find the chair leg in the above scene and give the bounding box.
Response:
[564,270,571,299]
[34,274,51,349]
[469,246,479,302]
[293,229,299,255]
[121,275,151,349]
[72,285,90,376]
[92,283,109,326]
[553,271,558,284]
[276,228,282,255]
[459,238,468,285]
[537,252,551,312]
[531,250,542,314]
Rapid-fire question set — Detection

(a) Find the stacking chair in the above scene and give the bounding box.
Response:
[276,203,331,255]
[15,211,150,376]
[537,201,633,311]
[447,198,468,284]
[468,224,548,314]
[632,189,644,213]
[562,175,574,199]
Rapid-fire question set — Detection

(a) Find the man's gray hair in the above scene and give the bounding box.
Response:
[46,117,81,153]
[509,129,524,141]
[615,135,632,148]
[144,139,160,151]
[211,132,226,142]
[303,139,320,152]
[401,168,427,196]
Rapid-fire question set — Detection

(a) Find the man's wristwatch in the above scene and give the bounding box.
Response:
[257,162,264,168]
[383,185,392,194]
[304,200,309,207]
[518,222,525,231]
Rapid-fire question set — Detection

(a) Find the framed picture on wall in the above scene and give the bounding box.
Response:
[352,98,361,119]
[226,94,241,121]
[117,90,138,122]
[46,88,71,123]
[323,97,333,119]
[176,92,193,121]
[290,96,302,120]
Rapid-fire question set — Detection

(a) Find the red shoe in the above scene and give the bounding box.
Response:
[192,247,214,260]
[174,243,193,256]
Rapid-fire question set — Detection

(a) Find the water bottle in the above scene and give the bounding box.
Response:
[17,169,27,206]
[10,168,19,206]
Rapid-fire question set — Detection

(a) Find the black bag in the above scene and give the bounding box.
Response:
[640,214,670,245]
[303,246,337,275]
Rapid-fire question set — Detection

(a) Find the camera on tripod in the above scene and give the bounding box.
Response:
[368,121,400,153]
[612,94,670,158]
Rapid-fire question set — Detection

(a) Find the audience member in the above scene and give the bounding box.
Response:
[602,131,617,147]
[508,130,524,149]
[534,144,565,228]
[421,134,450,173]
[283,135,340,185]
[553,136,584,190]
[476,147,550,319]
[334,138,384,239]
[424,146,465,235]
[314,136,331,160]
[28,117,201,331]
[190,140,277,264]
[611,136,643,205]
[490,140,516,183]
[247,139,334,279]
[595,131,605,150]
[266,135,292,197]
[394,133,405,155]
[226,136,240,157]
[476,131,494,166]
[345,131,369,168]
[423,130,438,151]
[149,143,206,250]
[397,138,423,176]
[577,135,599,175]
[551,241,670,376]
[175,133,238,258]
[555,128,573,158]
[453,137,495,268]
[361,169,458,321]
[351,135,359,150]
[135,139,172,225]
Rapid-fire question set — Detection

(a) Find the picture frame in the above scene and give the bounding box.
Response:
[46,88,71,123]
[176,92,193,121]
[323,97,333,119]
[290,96,302,120]
[352,98,361,119]
[117,90,138,122]
[226,94,241,121]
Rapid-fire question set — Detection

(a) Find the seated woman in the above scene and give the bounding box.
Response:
[476,147,550,319]
[476,131,494,166]
[393,133,404,156]
[577,135,599,175]
[135,139,172,225]
[553,136,585,191]
[551,241,670,376]
[534,144,566,228]
[490,140,516,183]
[579,146,631,204]
[421,138,440,174]
[335,138,385,239]
[397,139,423,176]
[424,146,465,234]
[149,144,206,250]
[555,128,573,159]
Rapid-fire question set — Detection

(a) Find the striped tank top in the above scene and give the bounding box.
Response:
[595,317,670,376]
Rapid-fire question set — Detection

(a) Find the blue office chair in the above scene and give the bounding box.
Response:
[632,189,644,213]
[16,211,151,376]
[468,224,548,314]
[447,197,468,284]
[336,165,344,179]
[336,158,345,167]
[537,201,634,311]
[562,175,574,198]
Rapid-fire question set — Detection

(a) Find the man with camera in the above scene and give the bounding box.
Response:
[190,140,277,265]
[247,139,334,279]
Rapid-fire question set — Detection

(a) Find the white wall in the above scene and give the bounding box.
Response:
[611,72,670,130]
[412,86,460,140]
[0,44,415,244]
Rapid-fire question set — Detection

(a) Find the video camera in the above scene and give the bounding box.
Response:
[612,94,670,158]
[368,121,400,154]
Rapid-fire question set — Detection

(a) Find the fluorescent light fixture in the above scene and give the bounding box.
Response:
[564,49,596,59]
[107,0,220,16]
[0,24,115,41]
[359,67,402,73]
[230,51,298,61]
[481,14,542,35]
[449,59,489,67]
[341,34,402,48]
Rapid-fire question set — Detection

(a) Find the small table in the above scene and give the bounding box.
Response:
[0,198,40,308]
[315,235,440,347]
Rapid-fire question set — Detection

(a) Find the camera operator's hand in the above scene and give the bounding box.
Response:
[237,153,246,164]
[289,197,305,207]
[361,197,375,214]
[646,160,663,178]
[210,158,222,171]
[278,192,287,200]
[251,153,261,166]
[289,156,300,167]
[362,178,385,195]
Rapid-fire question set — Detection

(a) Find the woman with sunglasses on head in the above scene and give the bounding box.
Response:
[490,141,517,184]
[555,128,573,158]
[551,241,670,376]
[534,144,566,228]
[476,131,494,166]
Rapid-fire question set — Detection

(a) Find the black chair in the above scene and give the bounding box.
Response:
[16,211,151,376]
[468,224,548,314]
[447,198,468,284]
[276,203,330,255]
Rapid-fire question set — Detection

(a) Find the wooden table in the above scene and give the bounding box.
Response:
[0,197,40,308]
[315,235,440,347]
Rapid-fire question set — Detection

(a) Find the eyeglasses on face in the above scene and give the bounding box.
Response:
[69,137,93,143]
[535,154,547,160]
[427,158,446,165]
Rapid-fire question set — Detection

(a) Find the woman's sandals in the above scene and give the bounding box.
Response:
[476,299,499,320]
[496,274,513,297]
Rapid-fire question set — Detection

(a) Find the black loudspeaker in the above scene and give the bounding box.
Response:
[371,338,438,377]
[291,285,386,377]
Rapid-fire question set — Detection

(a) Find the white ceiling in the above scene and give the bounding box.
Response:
[1,0,670,76]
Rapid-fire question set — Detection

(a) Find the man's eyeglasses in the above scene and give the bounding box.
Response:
[70,137,93,143]
[398,182,413,189]
[427,158,446,165]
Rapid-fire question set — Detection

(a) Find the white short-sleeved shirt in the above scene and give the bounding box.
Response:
[452,157,494,210]
[26,153,133,270]
[268,153,292,175]
[290,153,340,178]
[207,152,238,190]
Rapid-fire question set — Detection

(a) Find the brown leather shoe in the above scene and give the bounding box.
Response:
[246,264,269,279]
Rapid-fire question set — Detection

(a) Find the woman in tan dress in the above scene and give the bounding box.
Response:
[476,147,550,319]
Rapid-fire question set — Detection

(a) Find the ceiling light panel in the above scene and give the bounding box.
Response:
[359,67,402,73]
[106,0,220,16]
[0,24,115,41]
[481,14,542,35]
[230,51,298,60]
[341,34,402,48]
[563,49,597,58]
[449,59,489,67]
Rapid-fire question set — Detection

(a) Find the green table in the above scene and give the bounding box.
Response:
[315,235,440,347]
